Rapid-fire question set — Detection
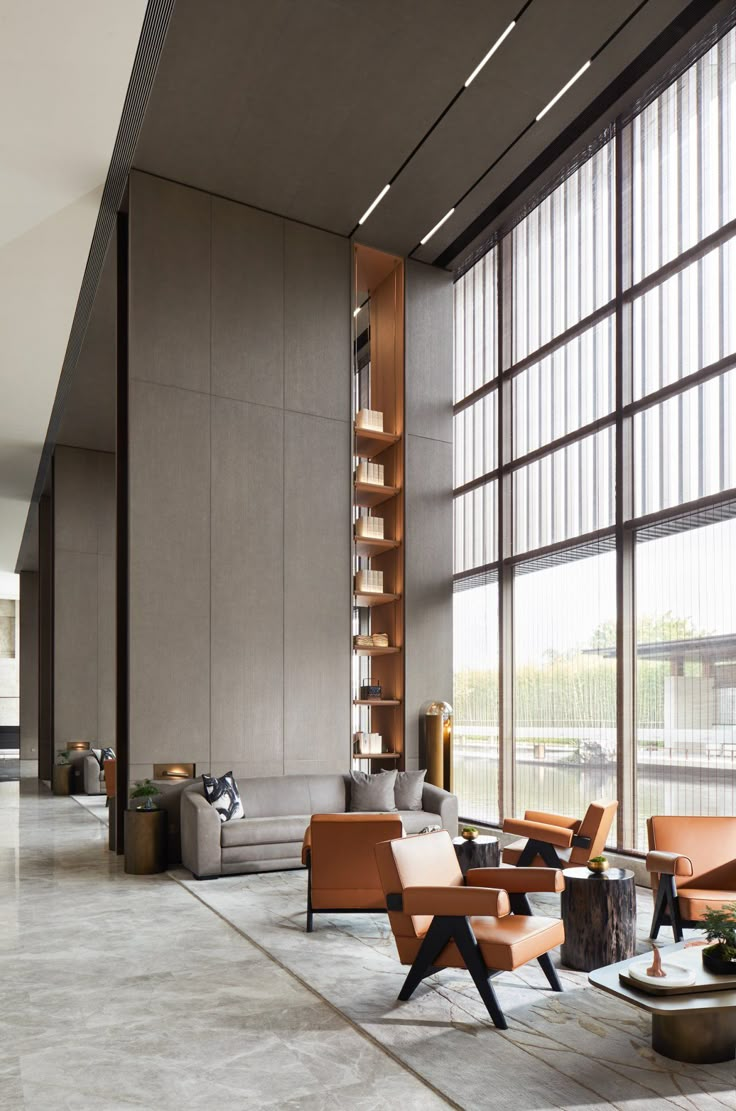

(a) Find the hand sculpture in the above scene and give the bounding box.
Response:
[646,944,666,978]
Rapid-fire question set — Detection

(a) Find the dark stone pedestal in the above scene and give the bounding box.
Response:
[452,835,500,876]
[124,809,166,874]
[561,867,636,971]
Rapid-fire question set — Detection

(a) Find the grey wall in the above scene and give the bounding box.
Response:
[53,446,115,752]
[128,171,351,782]
[19,571,38,764]
[403,261,454,768]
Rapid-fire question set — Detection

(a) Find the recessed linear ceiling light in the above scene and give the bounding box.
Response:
[420,207,456,246]
[464,21,516,87]
[535,60,591,121]
[358,184,391,225]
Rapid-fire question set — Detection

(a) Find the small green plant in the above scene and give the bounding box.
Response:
[589,855,608,863]
[56,751,70,765]
[702,903,736,963]
[462,825,478,834]
[129,779,160,810]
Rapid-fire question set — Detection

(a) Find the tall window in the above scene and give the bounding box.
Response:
[453,24,736,851]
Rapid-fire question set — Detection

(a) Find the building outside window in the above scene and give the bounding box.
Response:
[453,25,736,852]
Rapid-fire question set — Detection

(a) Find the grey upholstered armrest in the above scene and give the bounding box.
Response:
[180,789,222,878]
[83,754,104,795]
[421,783,458,835]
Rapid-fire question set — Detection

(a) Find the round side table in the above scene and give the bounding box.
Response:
[124,808,166,874]
[560,866,636,972]
[52,763,73,796]
[452,835,500,876]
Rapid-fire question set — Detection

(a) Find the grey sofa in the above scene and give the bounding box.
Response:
[180,773,458,879]
[82,753,106,795]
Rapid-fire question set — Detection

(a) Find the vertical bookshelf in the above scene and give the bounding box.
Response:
[351,245,405,771]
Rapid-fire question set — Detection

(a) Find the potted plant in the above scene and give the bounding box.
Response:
[56,750,70,766]
[587,855,609,874]
[129,779,160,811]
[461,825,479,841]
[701,903,736,974]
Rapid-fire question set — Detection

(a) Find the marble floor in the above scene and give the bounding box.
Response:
[3,786,735,1110]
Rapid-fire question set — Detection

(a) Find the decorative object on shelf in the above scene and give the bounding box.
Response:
[353,731,367,755]
[355,569,383,593]
[153,762,196,780]
[461,825,479,841]
[356,461,385,486]
[356,408,384,432]
[130,779,160,811]
[353,635,374,648]
[587,855,610,874]
[360,677,382,700]
[367,732,383,755]
[371,632,389,647]
[701,903,736,974]
[356,515,384,539]
[422,701,453,791]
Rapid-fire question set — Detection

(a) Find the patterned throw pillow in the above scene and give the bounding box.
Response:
[202,771,244,823]
[100,747,115,764]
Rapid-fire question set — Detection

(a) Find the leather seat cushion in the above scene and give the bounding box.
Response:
[502,839,572,867]
[678,888,736,920]
[220,815,310,848]
[398,914,564,971]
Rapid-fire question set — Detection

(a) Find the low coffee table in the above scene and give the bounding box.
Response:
[452,834,499,875]
[589,941,736,1063]
[560,866,636,971]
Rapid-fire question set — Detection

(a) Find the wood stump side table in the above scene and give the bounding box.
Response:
[452,835,500,876]
[124,808,166,875]
[52,764,73,796]
[560,866,636,972]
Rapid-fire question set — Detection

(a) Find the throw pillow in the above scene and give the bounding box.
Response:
[349,770,398,813]
[90,748,103,765]
[100,747,115,764]
[394,769,426,811]
[202,771,245,823]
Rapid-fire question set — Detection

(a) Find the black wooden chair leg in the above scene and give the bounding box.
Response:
[306,855,314,932]
[451,917,508,1029]
[398,918,453,1001]
[537,952,563,992]
[649,877,667,939]
[516,839,563,869]
[650,875,682,942]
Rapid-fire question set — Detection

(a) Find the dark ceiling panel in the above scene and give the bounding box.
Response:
[133,0,518,234]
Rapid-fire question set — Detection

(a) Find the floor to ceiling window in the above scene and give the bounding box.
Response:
[453,21,736,852]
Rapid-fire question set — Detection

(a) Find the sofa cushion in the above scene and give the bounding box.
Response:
[221,815,311,848]
[394,770,426,811]
[306,775,349,814]
[398,810,446,835]
[202,771,244,823]
[238,776,311,819]
[349,770,397,813]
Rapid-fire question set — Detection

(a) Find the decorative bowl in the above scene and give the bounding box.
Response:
[587,857,609,874]
[461,827,479,841]
[703,947,736,976]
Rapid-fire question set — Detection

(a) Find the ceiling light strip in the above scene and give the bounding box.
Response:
[420,208,456,245]
[358,184,391,225]
[464,21,517,86]
[535,60,592,121]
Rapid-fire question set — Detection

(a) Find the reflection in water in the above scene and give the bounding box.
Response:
[453,754,732,852]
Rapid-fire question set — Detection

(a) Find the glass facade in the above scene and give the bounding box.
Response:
[453,25,736,851]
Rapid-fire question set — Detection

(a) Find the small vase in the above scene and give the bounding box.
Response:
[461,828,478,841]
[587,858,609,874]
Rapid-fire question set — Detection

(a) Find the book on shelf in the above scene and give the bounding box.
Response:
[355,408,384,432]
[355,461,385,486]
[355,515,384,539]
[354,569,383,594]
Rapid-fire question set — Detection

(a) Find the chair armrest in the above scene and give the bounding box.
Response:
[402,885,510,918]
[466,866,565,893]
[646,850,694,877]
[180,791,222,877]
[524,809,580,832]
[502,818,574,848]
[421,783,458,833]
[301,825,312,866]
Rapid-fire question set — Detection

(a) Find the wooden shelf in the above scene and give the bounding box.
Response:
[353,698,401,706]
[353,592,400,608]
[354,428,400,459]
[352,752,401,761]
[354,482,399,508]
[353,645,401,657]
[353,536,400,558]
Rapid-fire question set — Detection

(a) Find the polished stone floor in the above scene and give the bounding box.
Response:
[4,784,736,1110]
[0,782,449,1110]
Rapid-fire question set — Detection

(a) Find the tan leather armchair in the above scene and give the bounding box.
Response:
[302,813,404,932]
[502,800,618,869]
[375,830,565,1028]
[646,815,736,941]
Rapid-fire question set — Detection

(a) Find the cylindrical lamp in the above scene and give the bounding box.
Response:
[422,702,453,790]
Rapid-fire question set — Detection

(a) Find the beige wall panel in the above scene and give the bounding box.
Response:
[211,199,285,408]
[284,412,349,773]
[210,397,285,778]
[54,549,98,748]
[129,379,210,769]
[405,261,453,443]
[129,172,211,394]
[284,222,350,421]
[54,446,100,554]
